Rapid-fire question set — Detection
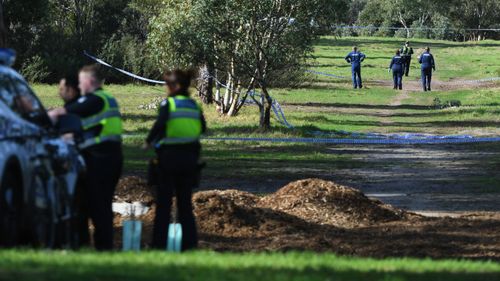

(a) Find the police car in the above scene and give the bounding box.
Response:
[0,49,85,248]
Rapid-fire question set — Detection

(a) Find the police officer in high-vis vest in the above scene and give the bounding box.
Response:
[49,65,123,250]
[144,69,206,251]
[401,41,414,76]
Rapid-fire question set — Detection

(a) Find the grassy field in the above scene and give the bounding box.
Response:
[0,250,499,281]
[311,36,500,80]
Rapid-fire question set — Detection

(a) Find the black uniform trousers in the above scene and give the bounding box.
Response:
[421,67,433,91]
[152,144,200,251]
[79,142,123,250]
[404,57,411,76]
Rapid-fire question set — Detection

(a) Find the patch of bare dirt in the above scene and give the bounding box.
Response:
[112,177,500,260]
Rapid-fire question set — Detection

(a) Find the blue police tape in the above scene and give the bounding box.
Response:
[204,136,500,145]
[85,52,500,144]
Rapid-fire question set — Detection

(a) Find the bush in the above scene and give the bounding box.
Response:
[20,55,50,83]
[431,15,453,40]
[99,34,161,84]
[358,24,377,37]
[341,26,358,37]
[411,22,431,39]
[375,22,394,37]
[394,28,409,38]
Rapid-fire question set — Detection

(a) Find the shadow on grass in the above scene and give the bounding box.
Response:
[283,102,432,110]
[299,115,500,128]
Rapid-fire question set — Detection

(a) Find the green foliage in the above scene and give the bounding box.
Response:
[20,55,50,83]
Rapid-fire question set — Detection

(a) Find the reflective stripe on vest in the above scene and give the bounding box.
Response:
[81,109,121,128]
[79,135,122,150]
[80,90,123,149]
[156,96,202,146]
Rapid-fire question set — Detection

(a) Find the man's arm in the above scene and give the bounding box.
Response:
[360,53,366,62]
[65,95,104,118]
[431,55,436,70]
[146,101,169,145]
[345,53,351,63]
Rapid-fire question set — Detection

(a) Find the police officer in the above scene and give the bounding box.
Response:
[144,69,206,251]
[345,46,366,89]
[401,41,414,76]
[389,49,405,90]
[418,46,436,92]
[49,65,123,250]
[58,75,81,108]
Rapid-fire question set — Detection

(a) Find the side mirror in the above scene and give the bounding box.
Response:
[57,114,83,135]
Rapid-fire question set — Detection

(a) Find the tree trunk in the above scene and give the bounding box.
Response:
[259,86,273,131]
[0,2,6,48]
[197,64,214,104]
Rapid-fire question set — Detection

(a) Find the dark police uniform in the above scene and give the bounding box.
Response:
[146,94,206,251]
[401,45,414,76]
[345,51,366,89]
[65,88,123,250]
[63,94,81,109]
[418,51,436,91]
[389,55,405,90]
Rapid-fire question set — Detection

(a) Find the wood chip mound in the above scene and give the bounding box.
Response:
[258,178,407,228]
[193,190,321,238]
[115,176,155,204]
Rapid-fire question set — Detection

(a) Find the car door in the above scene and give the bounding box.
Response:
[0,71,48,203]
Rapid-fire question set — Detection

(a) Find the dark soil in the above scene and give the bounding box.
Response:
[113,177,500,260]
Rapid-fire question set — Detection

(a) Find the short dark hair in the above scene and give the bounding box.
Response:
[396,49,401,55]
[425,46,430,52]
[164,69,196,95]
[80,64,103,83]
[63,74,80,93]
[353,46,358,51]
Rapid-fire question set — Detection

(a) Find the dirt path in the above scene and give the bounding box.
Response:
[367,78,499,92]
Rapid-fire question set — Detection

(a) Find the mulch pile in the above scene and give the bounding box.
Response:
[112,177,500,259]
[258,179,408,228]
[115,176,154,204]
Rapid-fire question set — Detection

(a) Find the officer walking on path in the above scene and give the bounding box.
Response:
[418,46,436,92]
[389,49,405,90]
[144,69,206,251]
[49,65,123,250]
[401,41,414,76]
[345,46,366,89]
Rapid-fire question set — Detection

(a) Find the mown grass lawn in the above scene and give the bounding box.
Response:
[0,250,499,281]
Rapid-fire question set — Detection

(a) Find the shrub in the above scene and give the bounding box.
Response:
[20,55,50,83]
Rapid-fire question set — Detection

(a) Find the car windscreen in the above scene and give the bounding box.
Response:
[0,72,52,128]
